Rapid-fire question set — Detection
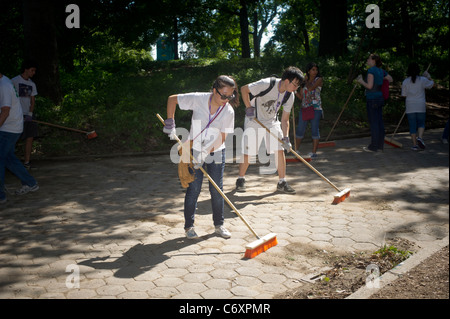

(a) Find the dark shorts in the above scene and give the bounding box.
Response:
[20,121,38,140]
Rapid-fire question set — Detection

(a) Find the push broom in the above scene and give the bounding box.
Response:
[254,118,351,204]
[156,114,277,258]
[33,120,98,139]
[384,111,406,148]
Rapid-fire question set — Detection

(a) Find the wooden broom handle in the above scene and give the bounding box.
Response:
[254,118,342,193]
[156,113,260,239]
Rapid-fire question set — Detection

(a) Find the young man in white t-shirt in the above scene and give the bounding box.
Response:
[12,60,38,169]
[0,72,39,204]
[163,75,238,239]
[237,66,304,194]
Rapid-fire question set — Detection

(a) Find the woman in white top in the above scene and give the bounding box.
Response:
[163,75,238,239]
[401,63,434,150]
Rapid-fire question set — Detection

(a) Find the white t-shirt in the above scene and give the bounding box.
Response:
[11,75,38,115]
[0,75,24,134]
[401,76,434,113]
[248,77,294,126]
[177,92,235,153]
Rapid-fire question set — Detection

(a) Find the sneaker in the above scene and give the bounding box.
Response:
[185,227,198,239]
[411,145,419,151]
[308,152,318,159]
[363,146,377,153]
[417,137,426,149]
[277,181,296,194]
[236,177,246,192]
[23,162,31,170]
[215,225,231,239]
[15,184,39,195]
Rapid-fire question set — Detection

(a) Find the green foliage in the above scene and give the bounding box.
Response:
[32,43,448,157]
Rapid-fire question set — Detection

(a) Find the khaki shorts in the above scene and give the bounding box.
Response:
[241,117,283,156]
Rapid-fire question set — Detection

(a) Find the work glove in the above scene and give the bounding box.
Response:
[422,71,431,80]
[194,149,209,170]
[245,106,256,120]
[355,74,363,84]
[281,137,292,151]
[163,118,176,140]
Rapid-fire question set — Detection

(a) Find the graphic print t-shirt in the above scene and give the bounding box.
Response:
[11,75,38,115]
[248,77,294,126]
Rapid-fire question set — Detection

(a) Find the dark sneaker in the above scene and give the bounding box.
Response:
[277,181,296,194]
[417,137,426,149]
[236,178,246,192]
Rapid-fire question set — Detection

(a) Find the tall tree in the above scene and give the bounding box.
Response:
[22,0,62,104]
[318,0,348,57]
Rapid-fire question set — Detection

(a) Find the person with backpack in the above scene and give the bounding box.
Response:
[294,62,324,159]
[236,66,304,194]
[357,54,393,153]
[401,62,435,151]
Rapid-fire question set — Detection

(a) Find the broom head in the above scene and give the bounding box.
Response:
[244,233,278,259]
[384,137,402,148]
[87,131,98,139]
[318,141,336,148]
[332,188,351,205]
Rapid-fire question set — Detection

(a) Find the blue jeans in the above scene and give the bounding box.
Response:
[184,149,225,229]
[0,131,37,200]
[366,98,385,151]
[296,109,322,139]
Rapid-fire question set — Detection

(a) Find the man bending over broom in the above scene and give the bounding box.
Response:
[163,75,239,239]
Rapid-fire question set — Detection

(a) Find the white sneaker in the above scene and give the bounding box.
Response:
[15,184,39,195]
[215,225,231,239]
[185,227,198,239]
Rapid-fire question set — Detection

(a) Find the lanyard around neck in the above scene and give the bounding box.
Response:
[192,94,226,142]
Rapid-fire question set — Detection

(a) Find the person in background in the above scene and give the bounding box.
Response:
[0,71,39,205]
[357,54,393,153]
[401,62,435,151]
[295,62,324,159]
[12,60,39,169]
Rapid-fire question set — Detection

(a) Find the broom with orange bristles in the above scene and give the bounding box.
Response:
[156,114,277,258]
[254,118,351,204]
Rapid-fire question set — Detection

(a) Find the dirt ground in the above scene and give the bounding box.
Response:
[275,238,449,299]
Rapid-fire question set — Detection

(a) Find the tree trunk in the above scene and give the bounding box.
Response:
[400,1,414,58]
[22,0,62,104]
[318,0,348,57]
[239,0,251,58]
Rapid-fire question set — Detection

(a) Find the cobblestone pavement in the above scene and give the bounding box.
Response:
[0,129,448,299]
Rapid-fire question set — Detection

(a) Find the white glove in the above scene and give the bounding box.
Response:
[194,150,209,169]
[281,137,292,151]
[355,74,363,84]
[163,118,177,140]
[422,71,431,80]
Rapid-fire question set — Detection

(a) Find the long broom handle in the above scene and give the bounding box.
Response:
[390,111,406,139]
[325,83,358,142]
[32,120,90,134]
[253,118,342,193]
[156,114,260,239]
